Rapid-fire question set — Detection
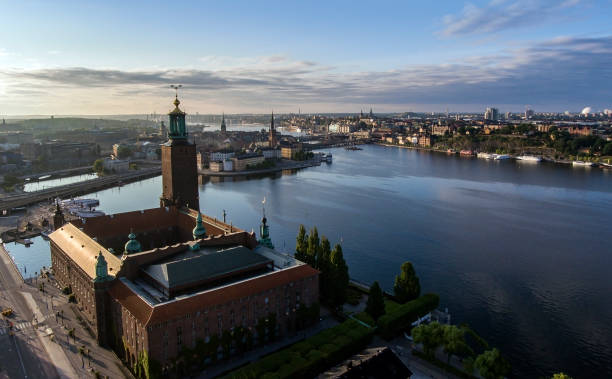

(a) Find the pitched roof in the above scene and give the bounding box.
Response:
[49,223,122,279]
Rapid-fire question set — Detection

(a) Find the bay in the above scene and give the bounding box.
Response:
[74,144,612,377]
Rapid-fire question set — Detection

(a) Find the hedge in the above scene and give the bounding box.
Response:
[225,319,374,379]
[377,293,440,340]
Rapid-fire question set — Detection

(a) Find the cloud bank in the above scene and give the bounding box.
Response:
[1,36,610,114]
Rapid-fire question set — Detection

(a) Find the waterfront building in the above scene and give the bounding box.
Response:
[209,150,235,162]
[102,157,129,172]
[418,134,432,147]
[49,96,320,371]
[231,153,265,171]
[209,160,223,172]
[260,147,281,160]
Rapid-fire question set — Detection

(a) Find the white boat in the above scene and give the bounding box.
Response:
[517,155,542,162]
[494,154,510,160]
[572,161,595,167]
[61,198,100,208]
[477,152,494,159]
[324,153,332,163]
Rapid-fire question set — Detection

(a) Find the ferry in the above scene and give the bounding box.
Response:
[517,155,542,162]
[572,160,595,167]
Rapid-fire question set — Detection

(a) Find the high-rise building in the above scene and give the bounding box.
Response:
[484,107,499,121]
[525,108,535,119]
[160,96,199,210]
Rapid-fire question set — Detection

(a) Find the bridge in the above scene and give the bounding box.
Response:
[0,167,161,214]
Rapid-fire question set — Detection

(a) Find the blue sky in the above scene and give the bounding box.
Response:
[0,0,611,114]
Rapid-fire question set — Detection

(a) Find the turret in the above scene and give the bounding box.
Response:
[192,212,206,239]
[94,251,109,282]
[124,229,142,255]
[168,96,187,141]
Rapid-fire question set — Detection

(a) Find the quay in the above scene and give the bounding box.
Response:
[0,166,161,214]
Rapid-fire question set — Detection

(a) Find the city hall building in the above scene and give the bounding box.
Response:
[49,96,319,367]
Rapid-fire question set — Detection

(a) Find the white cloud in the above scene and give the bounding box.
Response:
[1,35,611,114]
[439,0,582,37]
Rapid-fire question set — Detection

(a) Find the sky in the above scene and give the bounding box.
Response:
[0,0,611,115]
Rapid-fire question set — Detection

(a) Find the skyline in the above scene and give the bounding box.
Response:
[1,0,611,115]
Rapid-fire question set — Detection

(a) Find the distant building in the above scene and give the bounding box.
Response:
[484,107,499,121]
[220,113,226,133]
[418,134,432,147]
[210,150,235,162]
[567,126,592,136]
[261,148,281,160]
[102,157,129,172]
[209,160,223,172]
[431,124,450,136]
[281,144,303,159]
[231,153,264,171]
[525,108,535,119]
[268,112,278,148]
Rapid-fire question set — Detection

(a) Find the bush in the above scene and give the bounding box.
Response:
[68,294,76,303]
[378,293,440,340]
[225,319,374,379]
[353,312,375,327]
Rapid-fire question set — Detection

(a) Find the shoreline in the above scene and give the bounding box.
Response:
[376,143,611,168]
[198,158,324,177]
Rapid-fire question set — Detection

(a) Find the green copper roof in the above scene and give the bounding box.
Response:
[193,212,206,239]
[124,230,142,254]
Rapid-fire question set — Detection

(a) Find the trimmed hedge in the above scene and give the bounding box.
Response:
[225,319,374,379]
[378,293,440,340]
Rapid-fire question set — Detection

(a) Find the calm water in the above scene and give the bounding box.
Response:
[4,236,51,279]
[44,145,612,377]
[23,173,98,192]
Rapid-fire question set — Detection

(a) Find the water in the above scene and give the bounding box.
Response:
[4,236,51,279]
[23,173,98,192]
[43,145,612,377]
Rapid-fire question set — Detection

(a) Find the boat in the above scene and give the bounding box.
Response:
[74,210,106,218]
[447,149,457,155]
[345,145,362,151]
[23,239,33,246]
[477,152,493,159]
[460,150,474,156]
[61,198,100,208]
[494,154,510,160]
[572,160,595,167]
[324,153,332,163]
[517,155,542,162]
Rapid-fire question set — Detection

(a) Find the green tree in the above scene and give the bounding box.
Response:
[393,261,421,303]
[93,158,104,173]
[603,142,612,156]
[295,225,308,262]
[318,236,332,300]
[474,348,511,379]
[329,244,349,307]
[411,322,443,357]
[305,227,320,267]
[442,324,473,364]
[117,145,132,159]
[551,373,573,379]
[365,281,386,321]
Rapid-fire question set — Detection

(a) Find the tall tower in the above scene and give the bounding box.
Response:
[268,111,278,148]
[220,113,227,133]
[160,95,200,210]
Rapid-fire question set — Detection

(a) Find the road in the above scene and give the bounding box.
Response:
[0,245,62,378]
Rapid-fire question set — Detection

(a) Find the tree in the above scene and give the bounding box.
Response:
[93,159,104,173]
[551,374,573,379]
[474,348,510,379]
[305,227,319,267]
[318,237,332,300]
[295,225,308,262]
[365,281,386,321]
[442,325,472,364]
[603,142,612,156]
[411,322,443,357]
[117,145,132,159]
[393,261,420,303]
[329,244,349,307]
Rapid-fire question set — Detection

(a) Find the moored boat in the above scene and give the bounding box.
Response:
[517,155,542,162]
[460,150,474,156]
[494,154,510,160]
[477,152,493,159]
[572,160,595,167]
